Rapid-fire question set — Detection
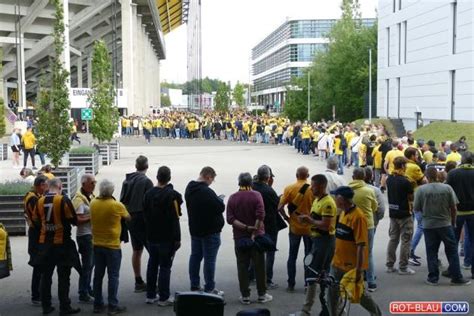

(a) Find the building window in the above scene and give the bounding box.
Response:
[393,0,396,12]
[399,0,402,10]
[397,77,401,118]
[398,23,401,65]
[452,1,457,54]
[387,27,390,67]
[403,21,407,64]
[450,70,456,121]
[386,79,390,117]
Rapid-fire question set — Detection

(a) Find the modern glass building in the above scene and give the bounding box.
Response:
[251,18,375,110]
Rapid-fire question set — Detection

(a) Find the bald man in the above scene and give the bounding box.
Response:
[278,166,314,292]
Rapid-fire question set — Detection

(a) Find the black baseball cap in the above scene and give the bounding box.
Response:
[330,186,354,199]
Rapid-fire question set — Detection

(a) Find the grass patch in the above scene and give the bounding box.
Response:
[69,146,97,154]
[0,181,32,195]
[414,121,474,149]
[352,118,397,137]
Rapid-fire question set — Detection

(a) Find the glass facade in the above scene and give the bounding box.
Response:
[289,19,337,38]
[254,67,300,92]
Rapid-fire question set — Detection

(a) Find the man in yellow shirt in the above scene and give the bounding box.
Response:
[297,174,337,315]
[301,123,312,155]
[446,144,462,164]
[90,179,131,314]
[372,139,383,187]
[22,127,37,170]
[278,166,314,292]
[384,140,404,175]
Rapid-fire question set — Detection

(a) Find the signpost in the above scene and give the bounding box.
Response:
[81,108,92,133]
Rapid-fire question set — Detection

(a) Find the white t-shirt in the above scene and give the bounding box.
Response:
[350,136,362,153]
[76,203,92,236]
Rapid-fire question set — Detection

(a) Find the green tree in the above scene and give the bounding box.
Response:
[36,0,72,167]
[88,40,118,143]
[284,76,310,121]
[232,82,245,108]
[161,94,171,107]
[214,82,230,112]
[0,48,6,136]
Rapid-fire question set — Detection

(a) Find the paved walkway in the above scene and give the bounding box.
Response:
[0,141,472,315]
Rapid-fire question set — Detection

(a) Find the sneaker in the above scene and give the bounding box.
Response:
[205,289,224,296]
[32,299,41,306]
[93,305,106,314]
[43,306,55,315]
[367,283,377,292]
[410,251,421,260]
[266,282,279,290]
[451,278,471,286]
[398,268,416,275]
[239,296,251,305]
[107,306,127,315]
[134,282,147,293]
[462,264,471,270]
[409,257,421,266]
[286,286,295,293]
[145,297,158,304]
[157,298,174,307]
[386,266,398,273]
[59,307,81,315]
[441,270,452,278]
[257,293,273,303]
[425,279,439,286]
[191,286,204,291]
[79,295,93,303]
[32,166,38,170]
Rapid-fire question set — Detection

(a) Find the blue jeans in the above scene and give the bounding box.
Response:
[351,152,359,167]
[411,211,424,253]
[367,228,376,285]
[93,247,122,308]
[189,233,221,291]
[455,214,474,276]
[424,226,463,282]
[287,232,312,287]
[337,154,344,174]
[146,242,174,301]
[464,224,472,267]
[77,234,94,298]
[302,138,310,155]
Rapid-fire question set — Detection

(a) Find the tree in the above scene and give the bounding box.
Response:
[88,40,118,143]
[0,48,6,136]
[214,82,230,112]
[232,82,245,108]
[161,94,171,107]
[36,0,72,167]
[284,76,310,121]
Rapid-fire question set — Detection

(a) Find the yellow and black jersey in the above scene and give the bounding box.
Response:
[33,194,77,245]
[24,191,40,228]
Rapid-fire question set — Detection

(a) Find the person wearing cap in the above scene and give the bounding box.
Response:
[297,174,337,315]
[278,166,314,292]
[386,157,416,275]
[328,186,381,316]
[252,165,280,289]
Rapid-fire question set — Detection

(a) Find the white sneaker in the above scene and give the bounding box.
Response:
[386,267,398,273]
[157,298,174,307]
[258,293,273,303]
[398,267,416,275]
[239,296,251,305]
[206,289,224,296]
[145,297,158,304]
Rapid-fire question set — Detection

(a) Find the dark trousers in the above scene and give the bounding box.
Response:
[455,214,474,276]
[28,228,41,301]
[23,148,36,167]
[287,232,312,287]
[146,242,174,301]
[424,226,463,282]
[236,246,266,297]
[40,264,72,311]
[248,232,278,284]
[93,247,121,308]
[189,233,221,291]
[77,235,94,297]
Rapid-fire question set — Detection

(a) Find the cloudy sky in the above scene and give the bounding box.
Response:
[160,0,378,85]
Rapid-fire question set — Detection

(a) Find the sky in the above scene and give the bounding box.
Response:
[160,0,378,86]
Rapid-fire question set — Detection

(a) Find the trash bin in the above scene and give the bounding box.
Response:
[174,291,225,316]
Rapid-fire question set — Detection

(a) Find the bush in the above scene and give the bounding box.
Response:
[69,146,97,154]
[0,181,32,195]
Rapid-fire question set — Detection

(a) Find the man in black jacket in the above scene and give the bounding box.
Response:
[252,165,280,289]
[120,155,154,292]
[185,166,225,296]
[143,166,182,306]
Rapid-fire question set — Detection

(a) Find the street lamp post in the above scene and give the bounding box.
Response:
[307,71,311,121]
[369,48,372,122]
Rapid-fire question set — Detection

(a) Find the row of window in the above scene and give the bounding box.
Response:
[252,43,327,75]
[386,2,457,67]
[253,67,301,92]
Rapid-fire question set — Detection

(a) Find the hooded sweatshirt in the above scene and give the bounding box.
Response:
[348,180,378,229]
[185,180,225,237]
[120,171,154,213]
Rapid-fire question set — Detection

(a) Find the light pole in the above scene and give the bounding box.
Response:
[368,48,372,122]
[307,71,311,121]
